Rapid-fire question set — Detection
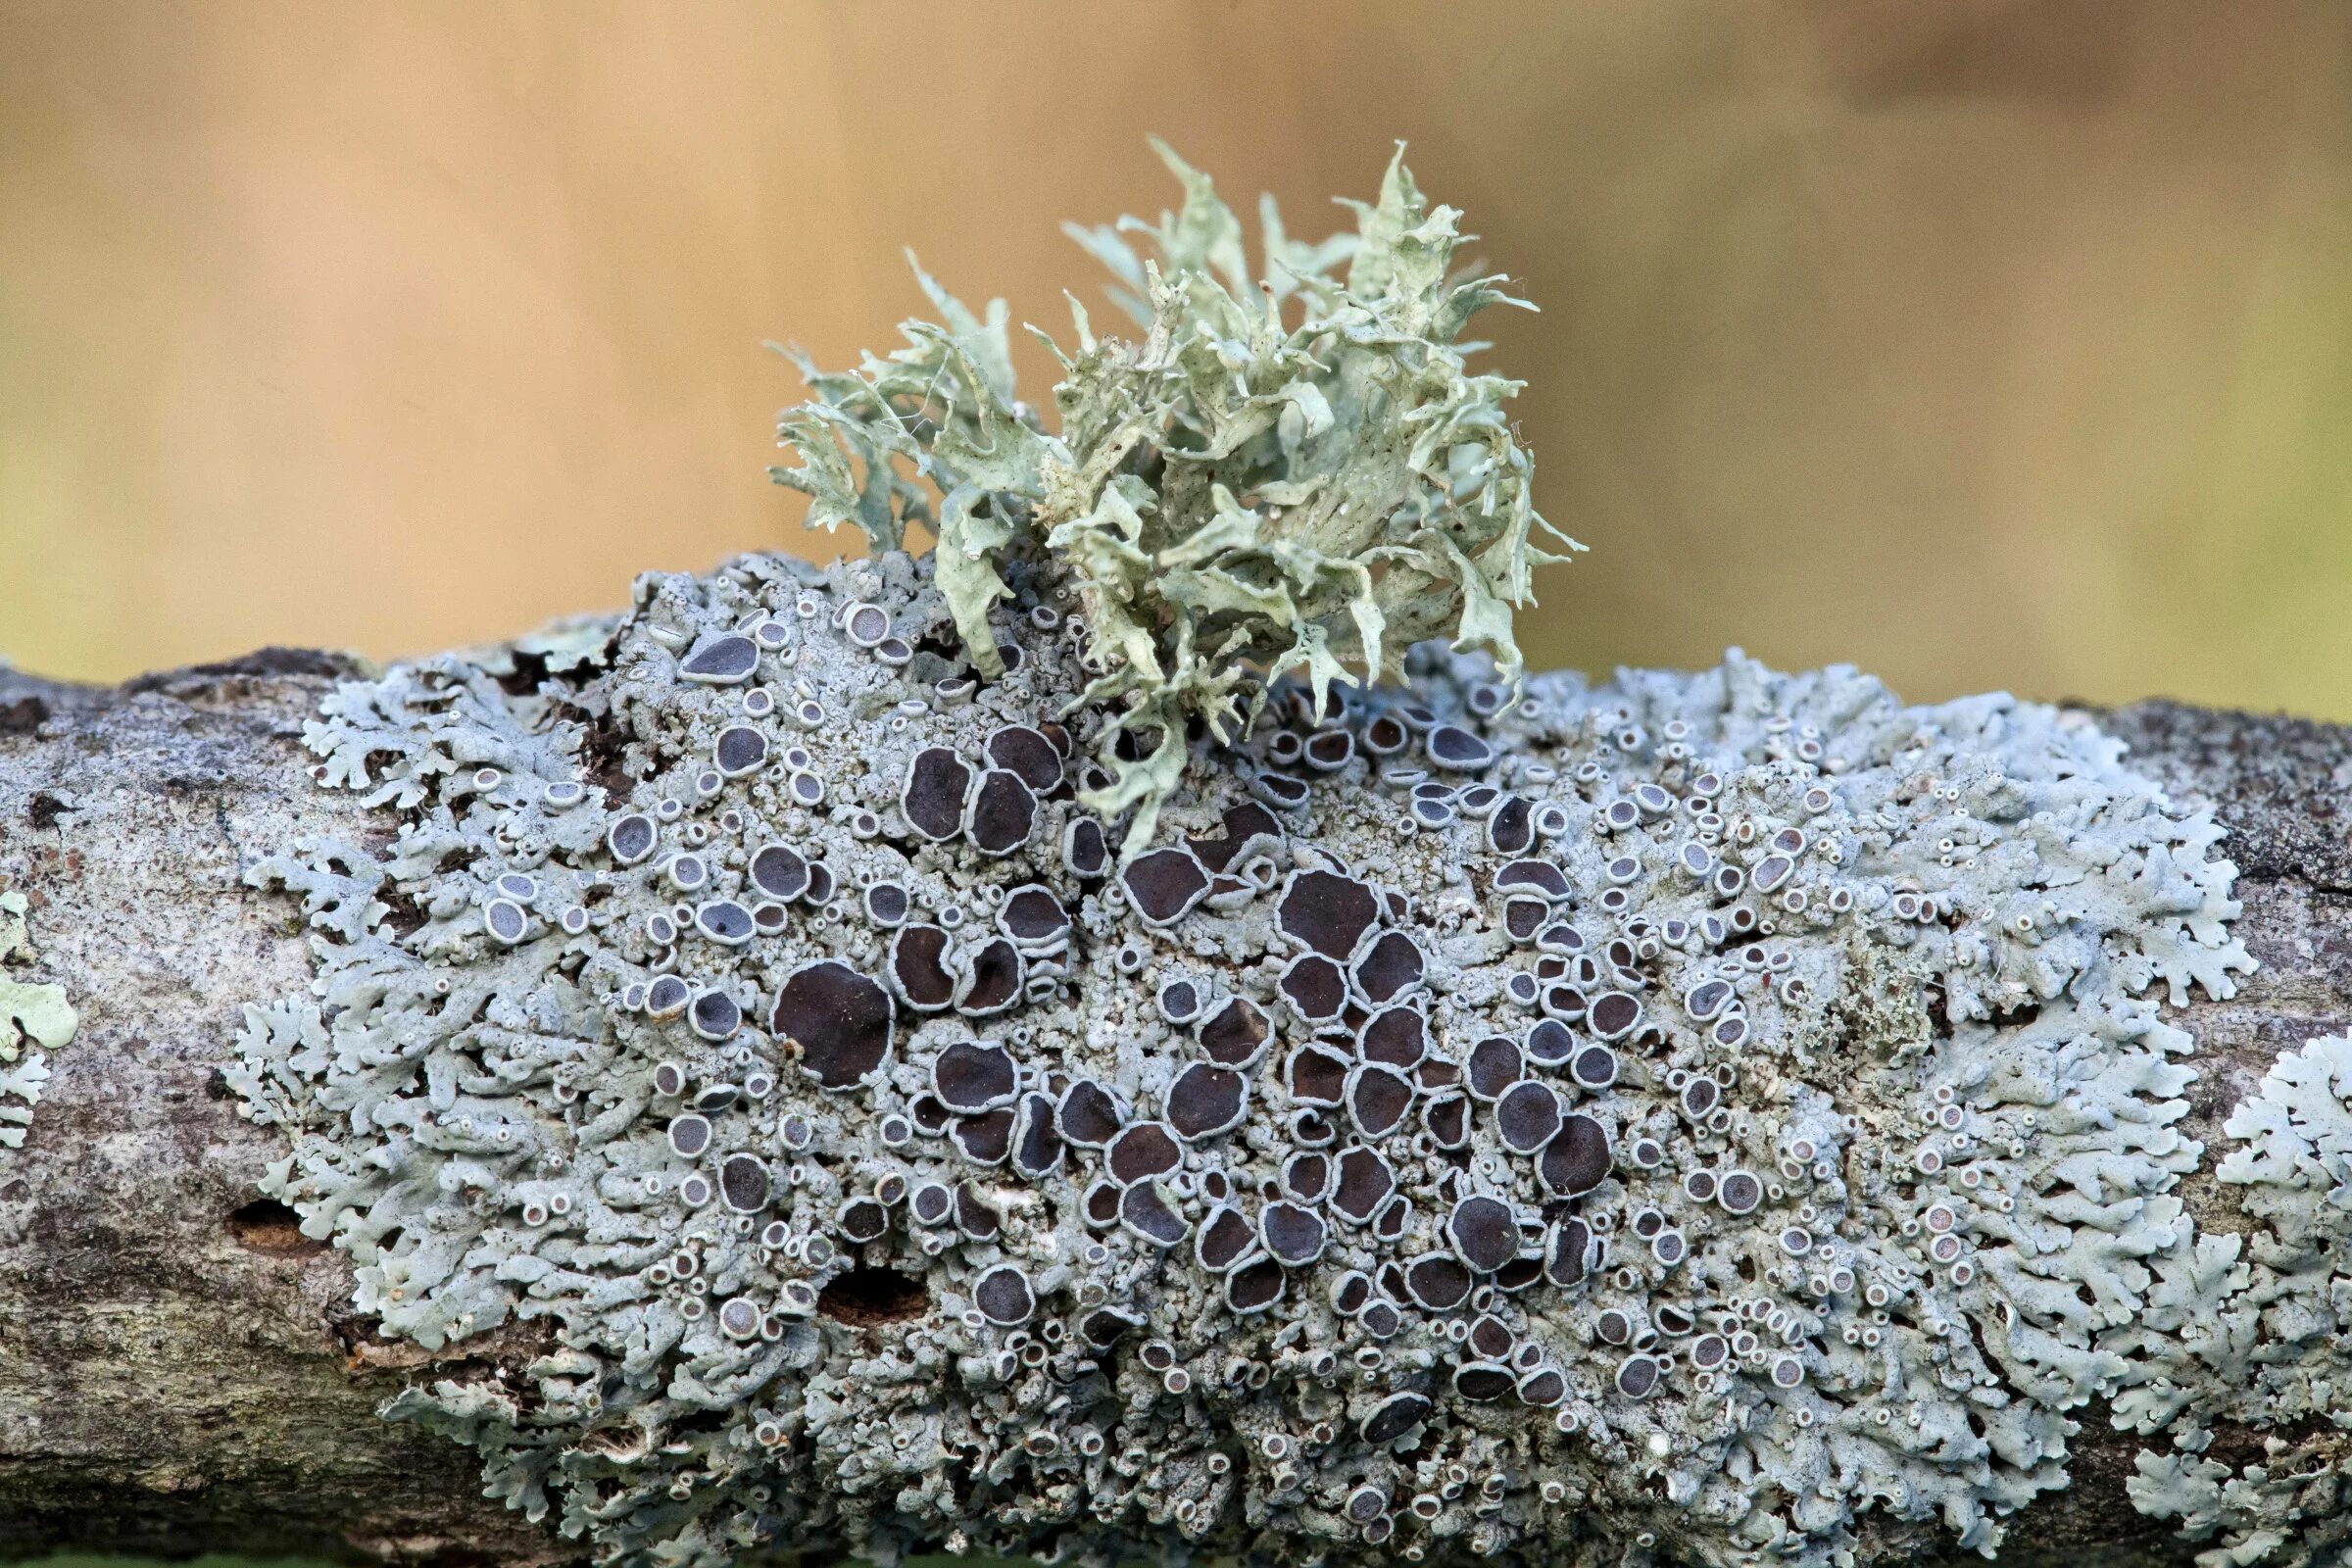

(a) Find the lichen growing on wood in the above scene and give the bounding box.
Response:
[220,149,2352,1568]
[231,521,2252,1567]
[2108,1031,2352,1567]
[771,143,1576,849]
[0,887,73,1152]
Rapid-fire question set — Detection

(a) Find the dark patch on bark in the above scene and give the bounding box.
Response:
[376,885,428,941]
[818,1265,932,1327]
[562,701,638,808]
[124,646,366,694]
[228,1198,324,1255]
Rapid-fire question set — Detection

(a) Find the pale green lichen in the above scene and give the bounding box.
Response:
[2129,1438,2352,1568]
[0,887,74,1151]
[2104,1031,2352,1566]
[772,142,1576,849]
[226,141,2303,1568]
[235,565,2257,1568]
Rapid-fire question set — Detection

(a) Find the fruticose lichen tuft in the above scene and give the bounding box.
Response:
[233,520,2254,1565]
[0,886,73,1153]
[770,143,1576,850]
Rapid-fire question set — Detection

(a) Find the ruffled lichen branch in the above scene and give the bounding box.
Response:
[771,141,1578,849]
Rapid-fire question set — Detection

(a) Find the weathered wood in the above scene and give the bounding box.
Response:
[0,656,2343,1566]
[0,655,567,1564]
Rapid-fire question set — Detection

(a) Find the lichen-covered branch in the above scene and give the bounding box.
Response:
[9,150,2352,1568]
[0,627,2348,1568]
[0,653,568,1565]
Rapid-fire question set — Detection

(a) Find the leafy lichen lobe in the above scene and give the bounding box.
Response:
[0,887,73,1152]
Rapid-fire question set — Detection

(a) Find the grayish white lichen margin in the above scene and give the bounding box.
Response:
[228,544,2267,1568]
[2115,1030,2352,1568]
[0,887,74,1153]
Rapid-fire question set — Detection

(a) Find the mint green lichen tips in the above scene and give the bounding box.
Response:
[0,889,71,1154]
[772,142,1578,850]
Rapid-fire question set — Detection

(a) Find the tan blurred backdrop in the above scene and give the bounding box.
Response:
[3,1,2349,717]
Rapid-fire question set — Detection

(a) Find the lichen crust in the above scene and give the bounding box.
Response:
[0,886,74,1153]
[2113,1031,2352,1568]
[231,546,2251,1568]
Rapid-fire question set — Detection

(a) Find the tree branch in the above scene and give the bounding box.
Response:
[0,656,2342,1567]
[0,655,566,1565]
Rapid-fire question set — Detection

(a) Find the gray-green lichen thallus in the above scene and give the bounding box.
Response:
[2122,1032,2352,1567]
[1,887,73,1153]
[231,537,2250,1566]
[224,148,2312,1568]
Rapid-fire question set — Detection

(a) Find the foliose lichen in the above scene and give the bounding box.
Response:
[770,143,1576,850]
[231,503,2254,1566]
[226,148,2306,1568]
[0,886,74,1153]
[2108,1031,2352,1567]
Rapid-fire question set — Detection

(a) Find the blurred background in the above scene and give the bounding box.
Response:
[4,1,2350,717]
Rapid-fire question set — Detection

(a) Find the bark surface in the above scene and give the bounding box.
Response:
[0,656,2342,1567]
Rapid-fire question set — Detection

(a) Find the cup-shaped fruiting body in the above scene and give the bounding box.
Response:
[770,144,1578,851]
[233,547,2254,1568]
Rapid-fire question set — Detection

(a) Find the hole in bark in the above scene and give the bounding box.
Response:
[817,1265,930,1327]
[415,1549,498,1568]
[1924,980,1952,1039]
[227,1198,322,1254]
[492,647,552,699]
[1990,999,2042,1030]
[561,701,638,806]
[376,888,427,941]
